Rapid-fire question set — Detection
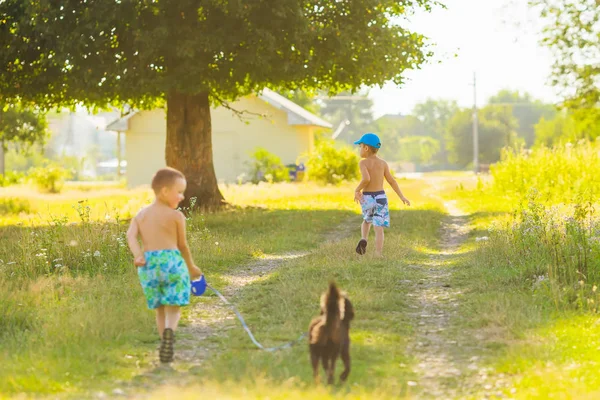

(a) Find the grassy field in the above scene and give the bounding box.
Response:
[4,158,600,399]
[0,179,446,398]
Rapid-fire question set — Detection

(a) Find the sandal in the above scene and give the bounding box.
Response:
[159,328,175,363]
[356,239,367,255]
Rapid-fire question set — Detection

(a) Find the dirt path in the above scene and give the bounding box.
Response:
[407,200,471,398]
[105,215,362,399]
[174,215,360,366]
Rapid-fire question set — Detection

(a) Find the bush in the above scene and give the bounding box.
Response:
[0,197,31,214]
[0,170,25,187]
[306,139,359,185]
[28,164,73,193]
[248,148,290,184]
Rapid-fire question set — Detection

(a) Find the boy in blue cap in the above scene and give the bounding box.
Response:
[353,133,410,256]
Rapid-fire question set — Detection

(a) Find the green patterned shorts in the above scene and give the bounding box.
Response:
[138,249,191,309]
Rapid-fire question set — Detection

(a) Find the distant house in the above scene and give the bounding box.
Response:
[107,89,331,187]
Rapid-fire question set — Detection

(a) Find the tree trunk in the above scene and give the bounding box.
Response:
[165,91,225,210]
[0,140,4,176]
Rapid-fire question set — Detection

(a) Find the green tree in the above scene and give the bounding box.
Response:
[534,110,600,147]
[1,0,437,208]
[412,99,459,165]
[446,107,514,168]
[0,104,49,175]
[532,0,600,130]
[488,90,556,146]
[321,92,375,144]
[372,114,426,161]
[398,136,440,165]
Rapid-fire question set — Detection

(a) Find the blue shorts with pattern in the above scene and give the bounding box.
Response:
[137,249,191,309]
[360,191,390,227]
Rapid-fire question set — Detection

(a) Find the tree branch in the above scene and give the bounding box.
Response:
[212,94,269,122]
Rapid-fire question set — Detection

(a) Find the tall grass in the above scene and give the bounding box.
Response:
[452,142,600,398]
[490,140,600,202]
[463,141,600,312]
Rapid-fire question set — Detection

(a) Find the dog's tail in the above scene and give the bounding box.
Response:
[323,281,345,337]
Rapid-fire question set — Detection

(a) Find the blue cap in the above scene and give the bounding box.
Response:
[191,274,207,296]
[354,133,381,149]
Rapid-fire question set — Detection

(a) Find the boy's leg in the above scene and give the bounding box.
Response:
[356,221,371,255]
[164,306,182,330]
[361,220,371,240]
[155,306,166,338]
[373,226,384,257]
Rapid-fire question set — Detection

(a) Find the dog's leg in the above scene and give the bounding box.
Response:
[310,346,320,384]
[327,348,339,385]
[321,351,331,385]
[339,340,351,382]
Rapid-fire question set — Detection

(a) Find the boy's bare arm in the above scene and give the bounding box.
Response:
[126,217,146,266]
[384,163,410,206]
[354,160,371,202]
[175,212,203,279]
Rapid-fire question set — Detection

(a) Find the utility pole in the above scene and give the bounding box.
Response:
[472,72,479,174]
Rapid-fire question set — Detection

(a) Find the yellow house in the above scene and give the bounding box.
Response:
[106,89,331,187]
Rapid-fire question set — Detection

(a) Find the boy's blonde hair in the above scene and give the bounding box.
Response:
[151,167,185,193]
[365,144,379,154]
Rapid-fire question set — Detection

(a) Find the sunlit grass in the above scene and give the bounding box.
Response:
[0,179,438,397]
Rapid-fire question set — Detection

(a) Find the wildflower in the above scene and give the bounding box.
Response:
[594,285,597,292]
[93,251,101,257]
[69,240,78,247]
[215,242,219,246]
[475,236,489,242]
[579,280,585,286]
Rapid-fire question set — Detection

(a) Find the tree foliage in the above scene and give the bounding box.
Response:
[532,0,600,127]
[1,0,439,204]
[0,104,48,151]
[321,92,375,144]
[488,89,556,146]
[0,0,437,108]
[446,107,519,168]
[398,136,440,165]
[412,99,458,165]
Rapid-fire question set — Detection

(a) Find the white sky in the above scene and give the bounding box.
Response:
[369,0,559,118]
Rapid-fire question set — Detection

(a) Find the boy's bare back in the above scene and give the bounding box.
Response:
[360,156,389,192]
[134,203,185,252]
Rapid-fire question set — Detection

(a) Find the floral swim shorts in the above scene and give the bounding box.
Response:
[137,249,191,309]
[360,191,390,228]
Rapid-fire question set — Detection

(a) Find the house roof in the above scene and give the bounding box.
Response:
[106,112,136,132]
[106,89,332,132]
[258,88,332,128]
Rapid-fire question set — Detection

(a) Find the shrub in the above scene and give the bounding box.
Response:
[0,197,31,214]
[306,139,359,185]
[248,148,290,184]
[28,164,73,193]
[0,170,25,187]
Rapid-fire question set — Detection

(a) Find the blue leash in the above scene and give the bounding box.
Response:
[206,283,308,352]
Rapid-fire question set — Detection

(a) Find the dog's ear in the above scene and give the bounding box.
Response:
[320,293,327,313]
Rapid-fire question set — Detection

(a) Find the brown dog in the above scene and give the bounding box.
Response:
[308,282,354,384]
